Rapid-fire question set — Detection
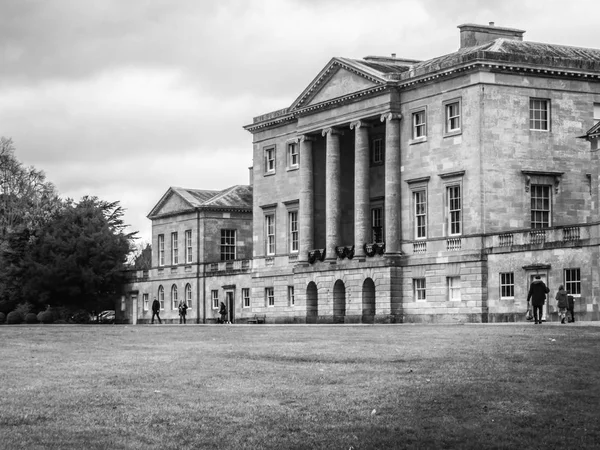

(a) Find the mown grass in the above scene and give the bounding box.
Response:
[1,323,599,449]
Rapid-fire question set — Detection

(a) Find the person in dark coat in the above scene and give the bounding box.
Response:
[178,300,188,324]
[527,275,549,324]
[151,297,162,324]
[567,291,575,323]
[219,302,228,324]
[555,285,568,324]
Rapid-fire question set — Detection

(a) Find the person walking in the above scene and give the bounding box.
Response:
[151,297,162,324]
[555,285,568,324]
[178,300,188,324]
[567,290,576,323]
[527,275,549,325]
[219,301,228,324]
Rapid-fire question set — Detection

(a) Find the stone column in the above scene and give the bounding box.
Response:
[323,127,343,260]
[299,135,315,262]
[381,112,402,254]
[350,120,370,257]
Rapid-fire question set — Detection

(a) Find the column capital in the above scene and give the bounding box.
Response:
[350,120,372,130]
[299,134,317,143]
[322,127,344,137]
[380,112,402,122]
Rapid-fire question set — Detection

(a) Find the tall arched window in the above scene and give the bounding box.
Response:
[158,286,165,310]
[185,284,192,308]
[171,285,178,310]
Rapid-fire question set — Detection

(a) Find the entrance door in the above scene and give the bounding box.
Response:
[131,295,137,325]
[529,273,549,321]
[226,291,235,324]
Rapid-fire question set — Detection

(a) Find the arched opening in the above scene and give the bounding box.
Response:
[333,280,346,324]
[306,282,318,324]
[362,278,376,324]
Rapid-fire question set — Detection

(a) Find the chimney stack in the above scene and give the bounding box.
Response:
[458,23,525,49]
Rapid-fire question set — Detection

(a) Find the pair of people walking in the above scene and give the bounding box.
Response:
[151,297,188,324]
[527,276,575,324]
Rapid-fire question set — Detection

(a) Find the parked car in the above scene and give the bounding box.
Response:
[98,310,115,324]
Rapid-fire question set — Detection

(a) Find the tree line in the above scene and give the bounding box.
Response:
[0,137,138,321]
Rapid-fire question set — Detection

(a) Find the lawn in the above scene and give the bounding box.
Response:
[1,323,599,449]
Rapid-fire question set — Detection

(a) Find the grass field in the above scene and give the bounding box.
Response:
[1,323,599,450]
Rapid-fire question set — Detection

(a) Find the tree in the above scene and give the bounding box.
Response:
[19,196,136,311]
[128,242,152,270]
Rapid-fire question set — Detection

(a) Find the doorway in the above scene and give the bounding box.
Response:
[529,273,549,321]
[225,291,235,324]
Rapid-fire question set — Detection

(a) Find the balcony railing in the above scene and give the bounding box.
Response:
[529,229,546,244]
[207,259,252,272]
[413,241,427,254]
[446,238,462,251]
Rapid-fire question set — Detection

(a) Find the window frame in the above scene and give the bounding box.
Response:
[411,109,427,141]
[220,229,237,261]
[564,268,581,297]
[414,278,426,301]
[371,206,384,243]
[185,283,192,308]
[185,230,192,264]
[529,98,550,131]
[530,184,551,229]
[158,285,165,310]
[371,137,384,165]
[448,276,461,301]
[446,184,462,236]
[264,145,276,175]
[413,189,427,239]
[158,234,165,267]
[288,286,295,307]
[500,272,515,299]
[211,290,219,309]
[287,142,299,170]
[242,288,250,308]
[143,293,149,311]
[265,213,276,256]
[171,232,178,265]
[171,284,178,310]
[265,287,275,307]
[288,210,299,253]
[443,99,462,135]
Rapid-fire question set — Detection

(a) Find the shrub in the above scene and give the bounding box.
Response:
[6,311,23,324]
[0,312,5,324]
[70,310,91,324]
[25,313,38,324]
[37,311,54,324]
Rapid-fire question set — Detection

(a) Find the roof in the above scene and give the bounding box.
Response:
[148,185,253,218]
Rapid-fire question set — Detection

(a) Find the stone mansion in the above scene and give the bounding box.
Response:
[121,23,600,324]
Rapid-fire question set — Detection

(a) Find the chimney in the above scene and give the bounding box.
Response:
[458,23,525,49]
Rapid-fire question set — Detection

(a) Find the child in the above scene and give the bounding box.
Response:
[555,285,568,324]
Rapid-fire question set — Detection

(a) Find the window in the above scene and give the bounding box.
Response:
[265,214,275,255]
[143,294,149,311]
[594,103,600,125]
[185,230,192,264]
[414,190,427,239]
[445,101,461,133]
[287,142,299,169]
[158,286,165,310]
[530,98,549,131]
[448,277,461,301]
[171,232,178,265]
[412,110,426,139]
[121,296,126,312]
[221,229,236,261]
[564,268,581,296]
[447,185,462,235]
[414,278,426,301]
[288,286,295,306]
[371,138,383,164]
[289,211,298,253]
[211,290,219,309]
[264,146,276,173]
[171,285,178,310]
[158,234,165,266]
[500,272,515,299]
[185,284,192,308]
[531,185,551,228]
[371,207,383,243]
[266,287,275,307]
[242,288,250,308]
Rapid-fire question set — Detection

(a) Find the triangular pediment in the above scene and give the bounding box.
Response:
[290,58,386,111]
[148,189,195,218]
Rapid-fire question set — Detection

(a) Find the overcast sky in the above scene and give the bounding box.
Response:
[1,0,598,244]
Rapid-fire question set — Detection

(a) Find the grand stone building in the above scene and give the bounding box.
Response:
[244,22,600,323]
[122,23,600,324]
